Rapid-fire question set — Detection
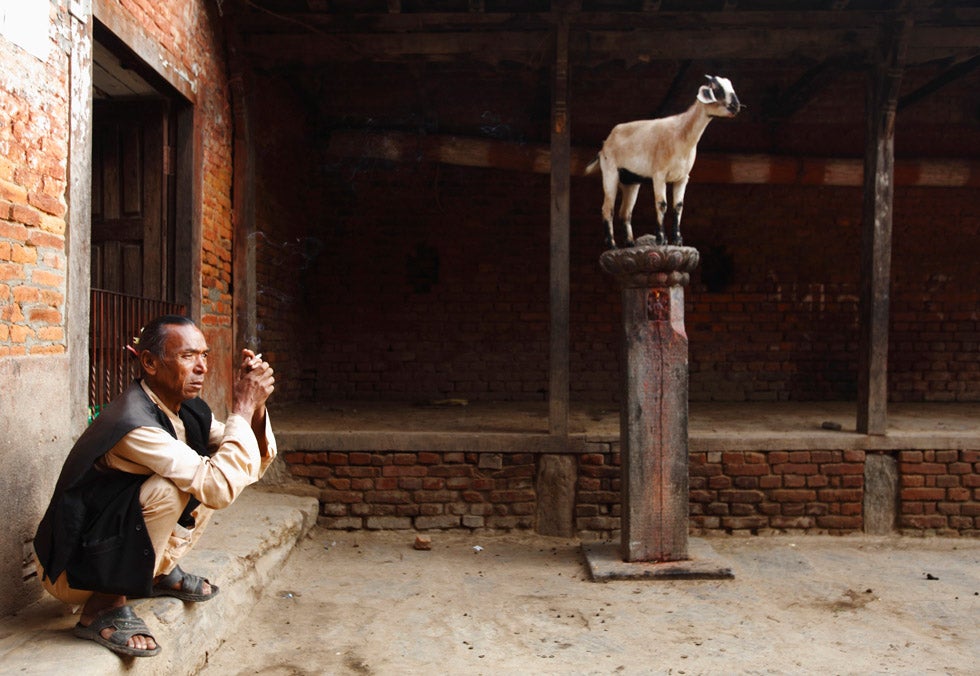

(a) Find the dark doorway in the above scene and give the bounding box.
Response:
[91,99,174,298]
[88,29,188,412]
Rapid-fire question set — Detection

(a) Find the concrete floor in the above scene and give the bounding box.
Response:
[198,528,980,676]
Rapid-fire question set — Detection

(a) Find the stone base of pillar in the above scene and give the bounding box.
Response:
[581,540,734,582]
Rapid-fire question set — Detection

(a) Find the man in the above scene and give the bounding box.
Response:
[34,315,276,657]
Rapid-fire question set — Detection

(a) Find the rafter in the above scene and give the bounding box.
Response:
[898,54,980,111]
[763,56,857,122]
[653,60,691,118]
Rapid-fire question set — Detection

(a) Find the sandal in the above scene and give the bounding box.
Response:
[73,604,161,657]
[151,564,220,602]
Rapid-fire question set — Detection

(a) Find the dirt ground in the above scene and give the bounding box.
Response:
[199,529,979,675]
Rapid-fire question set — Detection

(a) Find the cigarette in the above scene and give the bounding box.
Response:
[245,353,263,372]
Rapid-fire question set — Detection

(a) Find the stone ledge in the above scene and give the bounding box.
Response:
[0,489,318,676]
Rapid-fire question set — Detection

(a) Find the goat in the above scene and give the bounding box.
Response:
[585,75,743,249]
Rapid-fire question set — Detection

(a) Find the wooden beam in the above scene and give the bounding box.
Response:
[550,10,570,438]
[237,8,979,65]
[653,60,691,118]
[763,57,855,122]
[325,128,980,187]
[857,11,911,436]
[898,54,980,111]
[243,26,878,64]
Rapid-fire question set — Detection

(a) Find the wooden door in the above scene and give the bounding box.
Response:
[91,100,173,300]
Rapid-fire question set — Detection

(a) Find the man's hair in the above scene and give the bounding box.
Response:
[138,315,195,359]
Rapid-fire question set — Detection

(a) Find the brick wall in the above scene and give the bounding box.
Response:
[0,0,236,361]
[899,450,980,533]
[285,445,980,537]
[689,449,866,533]
[251,58,980,407]
[285,450,539,531]
[0,4,71,358]
[256,157,980,404]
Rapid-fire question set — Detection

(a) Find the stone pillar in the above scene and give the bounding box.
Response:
[600,237,700,563]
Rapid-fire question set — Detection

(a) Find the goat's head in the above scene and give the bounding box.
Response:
[697,75,743,118]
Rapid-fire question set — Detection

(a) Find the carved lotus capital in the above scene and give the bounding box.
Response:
[599,237,700,288]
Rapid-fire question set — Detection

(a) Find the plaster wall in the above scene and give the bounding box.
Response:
[0,357,72,615]
[0,0,76,615]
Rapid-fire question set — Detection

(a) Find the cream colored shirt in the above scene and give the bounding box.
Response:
[98,381,277,510]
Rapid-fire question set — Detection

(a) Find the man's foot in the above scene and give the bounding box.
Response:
[74,603,160,657]
[151,565,219,602]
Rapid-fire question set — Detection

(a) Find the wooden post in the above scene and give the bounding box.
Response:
[67,0,93,436]
[549,12,570,437]
[600,241,700,562]
[857,15,910,435]
[225,7,259,356]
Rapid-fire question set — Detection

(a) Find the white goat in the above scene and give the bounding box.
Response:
[585,75,743,248]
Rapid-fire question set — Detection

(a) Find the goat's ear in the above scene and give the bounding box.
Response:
[697,85,716,104]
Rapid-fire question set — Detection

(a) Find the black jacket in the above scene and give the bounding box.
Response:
[34,381,212,597]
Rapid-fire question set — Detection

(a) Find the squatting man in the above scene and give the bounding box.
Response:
[34,315,277,657]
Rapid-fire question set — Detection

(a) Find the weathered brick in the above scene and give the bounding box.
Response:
[721,515,769,531]
[822,463,864,475]
[461,515,485,528]
[319,489,363,504]
[490,489,536,503]
[900,514,947,529]
[365,516,413,530]
[365,490,412,504]
[728,463,769,477]
[817,488,862,502]
[815,515,862,530]
[775,463,818,475]
[901,487,946,501]
[770,515,815,529]
[416,515,461,529]
[719,489,765,504]
[771,489,816,503]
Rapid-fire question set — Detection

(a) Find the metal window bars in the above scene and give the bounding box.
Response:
[89,289,185,421]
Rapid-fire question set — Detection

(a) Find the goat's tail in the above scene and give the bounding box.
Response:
[584,154,600,175]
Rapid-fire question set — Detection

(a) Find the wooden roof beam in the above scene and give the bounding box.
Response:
[898,54,980,111]
[653,60,691,118]
[763,57,856,122]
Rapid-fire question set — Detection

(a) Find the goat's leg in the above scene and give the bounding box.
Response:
[652,177,668,245]
[670,179,689,246]
[600,165,620,248]
[618,183,641,247]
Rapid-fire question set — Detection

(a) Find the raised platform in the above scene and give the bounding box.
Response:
[270,400,980,452]
[268,401,980,537]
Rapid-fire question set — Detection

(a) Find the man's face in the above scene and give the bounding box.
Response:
[143,323,210,411]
